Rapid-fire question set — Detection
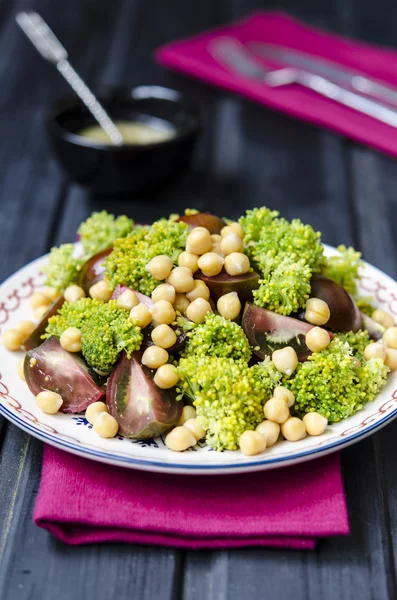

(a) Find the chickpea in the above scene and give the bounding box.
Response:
[142,346,169,369]
[239,430,267,456]
[178,251,199,274]
[86,401,108,425]
[60,327,82,352]
[305,298,330,326]
[385,348,397,372]
[154,364,180,389]
[256,420,280,447]
[1,329,23,351]
[151,324,177,349]
[211,243,224,257]
[93,412,119,438]
[263,397,290,424]
[273,386,295,408]
[184,418,206,441]
[364,341,386,361]
[281,417,307,441]
[152,283,176,304]
[197,252,224,277]
[217,292,241,320]
[165,426,196,452]
[166,267,194,293]
[36,390,63,414]
[305,327,331,353]
[351,357,361,370]
[41,287,59,303]
[220,233,244,256]
[145,255,173,280]
[35,305,48,320]
[186,280,210,302]
[64,284,86,302]
[16,359,25,380]
[117,289,139,311]
[16,320,36,339]
[129,303,152,328]
[31,291,50,310]
[224,252,250,276]
[221,222,245,239]
[271,347,298,376]
[211,234,222,244]
[383,327,397,349]
[89,280,112,302]
[186,298,212,324]
[174,293,190,315]
[303,412,328,436]
[372,308,394,329]
[186,227,212,255]
[177,405,197,425]
[151,300,176,325]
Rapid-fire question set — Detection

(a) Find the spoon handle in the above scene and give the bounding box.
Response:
[16,11,123,146]
[56,60,124,146]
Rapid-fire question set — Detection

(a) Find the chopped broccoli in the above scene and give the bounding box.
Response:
[78,211,134,258]
[177,356,278,451]
[239,207,324,315]
[105,219,189,296]
[252,257,312,315]
[336,330,370,360]
[286,337,388,422]
[181,313,251,362]
[45,298,142,373]
[42,244,84,292]
[322,245,362,295]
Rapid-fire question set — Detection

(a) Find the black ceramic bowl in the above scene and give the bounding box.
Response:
[47,86,200,197]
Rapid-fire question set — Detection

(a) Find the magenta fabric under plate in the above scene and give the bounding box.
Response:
[156,12,397,157]
[34,445,349,549]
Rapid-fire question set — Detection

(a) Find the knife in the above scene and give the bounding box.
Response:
[249,42,397,108]
[209,37,397,129]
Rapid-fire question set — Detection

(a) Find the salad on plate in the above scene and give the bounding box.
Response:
[2,207,396,458]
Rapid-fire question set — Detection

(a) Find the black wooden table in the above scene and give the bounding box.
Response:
[1,1,397,598]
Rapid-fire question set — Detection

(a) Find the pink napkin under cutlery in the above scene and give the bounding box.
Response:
[34,445,349,549]
[156,12,397,158]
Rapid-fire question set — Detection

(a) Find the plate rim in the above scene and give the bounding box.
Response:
[1,245,397,475]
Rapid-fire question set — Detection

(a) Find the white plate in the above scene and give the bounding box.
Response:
[1,245,397,475]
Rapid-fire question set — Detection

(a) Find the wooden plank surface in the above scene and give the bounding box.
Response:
[1,0,397,598]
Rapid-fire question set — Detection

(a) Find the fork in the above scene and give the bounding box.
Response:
[209,37,397,129]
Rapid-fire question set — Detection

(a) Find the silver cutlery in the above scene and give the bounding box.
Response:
[209,37,397,129]
[16,11,124,146]
[249,42,397,108]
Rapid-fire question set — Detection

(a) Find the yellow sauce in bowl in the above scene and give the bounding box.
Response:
[78,120,176,146]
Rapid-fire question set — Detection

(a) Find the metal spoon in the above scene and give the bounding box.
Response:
[16,11,124,146]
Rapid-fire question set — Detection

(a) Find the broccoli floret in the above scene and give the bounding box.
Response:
[42,244,84,292]
[78,211,133,258]
[322,245,362,295]
[252,257,312,315]
[105,219,189,296]
[80,302,142,372]
[177,356,278,451]
[287,338,388,422]
[45,297,103,337]
[181,314,251,362]
[45,298,142,373]
[239,207,324,315]
[336,330,370,360]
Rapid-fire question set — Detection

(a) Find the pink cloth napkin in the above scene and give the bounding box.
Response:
[34,445,349,549]
[156,12,397,157]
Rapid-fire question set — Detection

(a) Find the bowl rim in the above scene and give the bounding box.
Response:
[47,84,201,151]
